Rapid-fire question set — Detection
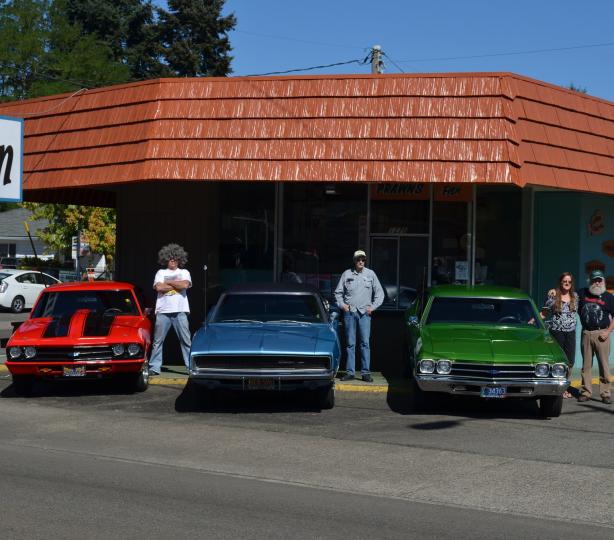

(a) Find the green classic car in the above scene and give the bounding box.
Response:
[404,285,569,417]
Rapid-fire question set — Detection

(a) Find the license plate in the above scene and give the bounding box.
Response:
[63,365,86,377]
[481,386,506,398]
[247,378,275,390]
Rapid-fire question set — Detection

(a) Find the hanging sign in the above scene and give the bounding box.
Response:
[371,183,473,202]
[0,116,23,202]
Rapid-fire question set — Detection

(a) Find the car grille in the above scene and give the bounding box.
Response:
[193,355,331,370]
[451,362,536,380]
[33,346,115,362]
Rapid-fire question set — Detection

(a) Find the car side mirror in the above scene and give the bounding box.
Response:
[144,307,154,317]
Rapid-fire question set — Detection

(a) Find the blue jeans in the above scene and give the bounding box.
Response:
[343,310,372,376]
[148,312,191,372]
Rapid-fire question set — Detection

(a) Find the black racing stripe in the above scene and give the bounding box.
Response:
[83,311,116,337]
[43,314,71,338]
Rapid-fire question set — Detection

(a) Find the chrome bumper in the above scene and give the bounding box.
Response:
[415,375,569,397]
[188,368,336,390]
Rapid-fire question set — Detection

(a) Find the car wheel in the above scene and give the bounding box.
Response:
[407,377,429,412]
[539,395,563,418]
[317,384,335,409]
[132,363,150,392]
[12,375,34,396]
[11,295,25,313]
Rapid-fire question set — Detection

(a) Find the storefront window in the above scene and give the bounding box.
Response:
[475,186,521,287]
[219,183,275,286]
[370,200,429,234]
[281,183,367,300]
[431,200,472,285]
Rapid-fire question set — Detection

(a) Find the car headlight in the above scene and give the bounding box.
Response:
[8,347,22,360]
[24,346,37,359]
[535,363,550,377]
[111,344,125,356]
[127,344,141,357]
[419,359,435,374]
[436,360,452,374]
[551,363,567,378]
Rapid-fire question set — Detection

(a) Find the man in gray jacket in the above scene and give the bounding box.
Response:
[334,250,384,382]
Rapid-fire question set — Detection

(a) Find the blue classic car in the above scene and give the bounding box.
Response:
[189,283,341,408]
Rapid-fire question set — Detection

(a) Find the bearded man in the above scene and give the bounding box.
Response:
[577,269,613,404]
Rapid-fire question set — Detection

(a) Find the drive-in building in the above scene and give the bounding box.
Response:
[2,72,614,370]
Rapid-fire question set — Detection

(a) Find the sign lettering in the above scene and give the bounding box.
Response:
[0,116,23,202]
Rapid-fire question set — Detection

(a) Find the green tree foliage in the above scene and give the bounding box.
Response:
[23,203,116,263]
[157,0,236,76]
[568,82,588,94]
[0,0,130,101]
[66,0,168,79]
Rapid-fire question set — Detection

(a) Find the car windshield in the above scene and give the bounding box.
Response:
[32,290,139,318]
[213,293,324,323]
[426,297,540,327]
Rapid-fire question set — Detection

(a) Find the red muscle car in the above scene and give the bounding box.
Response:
[5,281,152,395]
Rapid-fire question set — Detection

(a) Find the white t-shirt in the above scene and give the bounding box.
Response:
[153,268,192,314]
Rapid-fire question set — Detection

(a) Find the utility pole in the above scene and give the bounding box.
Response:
[371,45,383,74]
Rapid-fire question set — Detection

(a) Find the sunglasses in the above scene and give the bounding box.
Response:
[356,257,366,262]
[592,278,604,283]
[561,280,572,284]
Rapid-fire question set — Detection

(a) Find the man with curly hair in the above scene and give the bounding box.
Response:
[148,244,192,375]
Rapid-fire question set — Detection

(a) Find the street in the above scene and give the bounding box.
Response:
[0,371,613,539]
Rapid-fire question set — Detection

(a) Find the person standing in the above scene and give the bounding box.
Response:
[577,269,613,404]
[148,243,192,376]
[334,250,384,382]
[543,272,578,398]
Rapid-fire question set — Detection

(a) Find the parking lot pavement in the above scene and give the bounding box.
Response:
[0,376,613,536]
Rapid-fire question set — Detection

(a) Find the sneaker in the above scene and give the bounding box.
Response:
[340,374,355,381]
[577,394,590,402]
[602,396,612,405]
[361,374,374,383]
[148,370,160,377]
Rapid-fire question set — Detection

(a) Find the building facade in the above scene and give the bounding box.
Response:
[2,72,614,371]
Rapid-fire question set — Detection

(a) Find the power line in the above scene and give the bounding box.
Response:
[242,58,369,77]
[234,29,365,51]
[396,41,614,64]
[381,51,405,73]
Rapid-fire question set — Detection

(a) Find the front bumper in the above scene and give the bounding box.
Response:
[6,359,146,378]
[189,368,335,391]
[416,375,568,397]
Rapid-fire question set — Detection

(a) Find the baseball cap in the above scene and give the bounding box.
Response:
[353,250,366,260]
[590,269,605,281]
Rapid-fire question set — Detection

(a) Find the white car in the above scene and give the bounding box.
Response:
[0,270,61,313]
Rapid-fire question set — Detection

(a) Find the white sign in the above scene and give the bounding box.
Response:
[0,116,23,202]
[455,260,469,281]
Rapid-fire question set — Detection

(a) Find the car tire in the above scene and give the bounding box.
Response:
[132,363,150,392]
[12,375,34,396]
[317,384,335,409]
[407,377,429,412]
[11,295,25,313]
[539,395,563,418]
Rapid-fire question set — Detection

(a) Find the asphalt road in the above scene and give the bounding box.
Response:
[0,376,612,539]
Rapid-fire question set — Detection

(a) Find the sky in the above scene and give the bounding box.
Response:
[157,0,614,102]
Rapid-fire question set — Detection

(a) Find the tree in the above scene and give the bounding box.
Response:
[66,0,169,80]
[0,0,130,101]
[157,0,236,76]
[568,82,588,94]
[23,203,117,265]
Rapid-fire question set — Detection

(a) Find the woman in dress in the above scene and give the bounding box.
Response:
[543,272,578,398]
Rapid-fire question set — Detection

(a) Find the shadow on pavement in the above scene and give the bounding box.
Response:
[175,380,329,414]
[0,378,144,398]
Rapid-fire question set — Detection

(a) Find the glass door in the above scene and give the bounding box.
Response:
[370,236,429,310]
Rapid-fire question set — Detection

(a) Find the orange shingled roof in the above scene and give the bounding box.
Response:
[0,72,613,197]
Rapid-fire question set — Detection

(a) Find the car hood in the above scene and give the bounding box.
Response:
[422,324,562,363]
[9,310,145,344]
[192,323,337,356]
